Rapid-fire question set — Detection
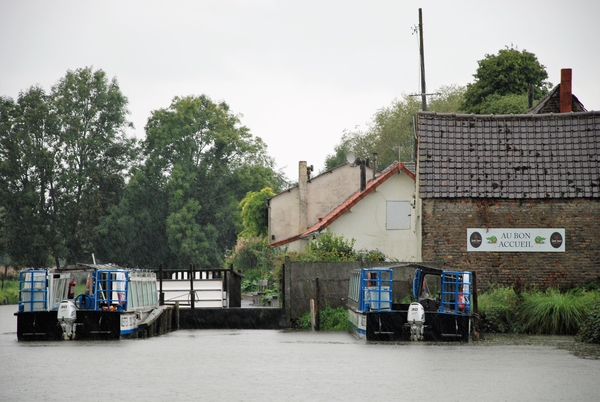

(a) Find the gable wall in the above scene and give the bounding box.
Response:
[268,164,371,243]
[306,164,370,226]
[329,173,419,261]
[268,187,300,242]
[421,198,600,290]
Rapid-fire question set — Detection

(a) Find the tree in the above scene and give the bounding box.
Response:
[325,85,465,171]
[429,84,467,113]
[129,95,280,268]
[477,93,530,115]
[462,46,551,114]
[96,94,284,270]
[50,67,136,265]
[94,167,172,268]
[0,67,135,268]
[0,88,59,268]
[239,187,276,238]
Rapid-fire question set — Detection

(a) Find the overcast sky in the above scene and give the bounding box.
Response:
[1,0,598,181]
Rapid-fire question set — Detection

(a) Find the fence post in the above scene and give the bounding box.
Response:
[159,264,164,305]
[190,263,195,309]
[315,277,320,331]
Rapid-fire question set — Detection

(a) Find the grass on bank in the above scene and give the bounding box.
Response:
[519,288,595,335]
[297,303,350,331]
[0,280,19,305]
[478,285,600,341]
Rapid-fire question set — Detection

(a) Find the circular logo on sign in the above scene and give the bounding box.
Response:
[550,232,563,249]
[470,231,482,248]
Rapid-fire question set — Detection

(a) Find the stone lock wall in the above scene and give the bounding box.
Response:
[421,198,600,290]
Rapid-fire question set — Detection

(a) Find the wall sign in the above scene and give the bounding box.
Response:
[467,228,565,252]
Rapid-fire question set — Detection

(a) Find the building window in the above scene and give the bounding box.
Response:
[387,201,411,230]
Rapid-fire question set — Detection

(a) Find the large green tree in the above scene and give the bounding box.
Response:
[0,67,135,268]
[462,46,551,114]
[0,88,58,267]
[325,85,466,171]
[51,67,136,265]
[97,95,281,269]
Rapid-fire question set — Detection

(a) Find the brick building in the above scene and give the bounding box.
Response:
[417,106,600,289]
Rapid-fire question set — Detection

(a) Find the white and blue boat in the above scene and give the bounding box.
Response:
[347,264,475,342]
[15,263,161,341]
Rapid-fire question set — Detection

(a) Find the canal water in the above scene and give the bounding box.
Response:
[1,304,599,402]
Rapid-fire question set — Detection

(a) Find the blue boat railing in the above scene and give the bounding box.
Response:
[440,271,471,315]
[357,268,393,312]
[18,270,48,312]
[93,269,128,311]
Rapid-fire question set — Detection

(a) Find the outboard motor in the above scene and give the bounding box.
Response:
[57,300,77,340]
[406,302,426,341]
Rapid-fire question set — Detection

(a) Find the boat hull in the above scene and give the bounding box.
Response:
[16,310,154,341]
[347,307,367,339]
[348,308,471,342]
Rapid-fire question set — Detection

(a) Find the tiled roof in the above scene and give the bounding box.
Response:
[418,111,600,199]
[403,161,416,174]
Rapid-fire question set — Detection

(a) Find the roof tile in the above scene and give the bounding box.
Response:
[418,112,600,199]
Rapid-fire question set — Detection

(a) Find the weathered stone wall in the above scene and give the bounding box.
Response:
[421,198,600,290]
[283,261,422,323]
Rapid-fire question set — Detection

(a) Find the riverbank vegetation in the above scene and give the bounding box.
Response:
[479,283,600,343]
[577,301,600,344]
[0,280,18,305]
[297,304,350,331]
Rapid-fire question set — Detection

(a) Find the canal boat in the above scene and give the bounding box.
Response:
[15,263,161,341]
[347,264,475,342]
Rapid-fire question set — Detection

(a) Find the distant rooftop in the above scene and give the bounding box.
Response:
[528,83,586,114]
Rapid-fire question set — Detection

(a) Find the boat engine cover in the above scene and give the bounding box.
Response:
[407,302,425,324]
[57,300,77,323]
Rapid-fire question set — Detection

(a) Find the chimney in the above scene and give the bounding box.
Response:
[360,160,366,192]
[298,161,308,231]
[372,153,378,180]
[560,68,572,113]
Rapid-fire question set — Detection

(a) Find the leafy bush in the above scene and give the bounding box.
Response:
[227,236,285,297]
[0,280,19,304]
[241,277,259,294]
[577,301,600,344]
[320,304,350,331]
[290,232,388,263]
[302,232,357,261]
[356,248,386,262]
[227,236,272,272]
[578,279,600,292]
[297,304,350,331]
[478,285,520,333]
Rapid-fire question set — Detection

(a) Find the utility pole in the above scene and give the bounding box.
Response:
[410,9,438,109]
[419,8,427,112]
